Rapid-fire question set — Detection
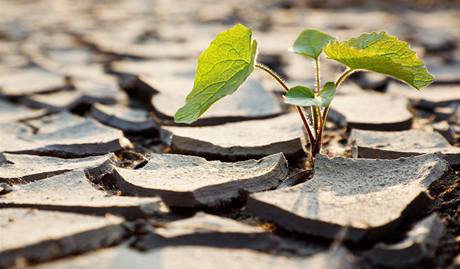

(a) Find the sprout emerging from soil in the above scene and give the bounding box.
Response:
[174,24,433,166]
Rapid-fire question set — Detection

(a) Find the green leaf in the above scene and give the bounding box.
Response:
[318,82,336,107]
[284,86,318,107]
[284,82,336,108]
[289,29,335,59]
[174,24,257,124]
[324,32,433,90]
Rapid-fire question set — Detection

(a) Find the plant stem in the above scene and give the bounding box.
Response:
[255,63,316,145]
[255,63,289,92]
[335,68,354,88]
[315,68,355,155]
[312,59,322,134]
[320,68,354,124]
[308,59,323,156]
[314,59,321,94]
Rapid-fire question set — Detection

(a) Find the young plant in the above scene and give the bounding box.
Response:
[174,24,433,165]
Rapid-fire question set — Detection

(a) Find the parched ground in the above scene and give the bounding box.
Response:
[0,0,459,268]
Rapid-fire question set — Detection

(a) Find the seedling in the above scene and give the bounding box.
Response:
[174,24,433,165]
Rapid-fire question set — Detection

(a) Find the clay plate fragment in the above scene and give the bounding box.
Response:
[246,154,449,243]
[21,79,123,113]
[152,78,283,126]
[0,208,124,268]
[160,113,305,161]
[0,170,166,219]
[91,103,158,134]
[109,59,196,79]
[351,129,460,167]
[134,212,319,254]
[364,214,445,268]
[350,72,390,92]
[0,99,46,123]
[429,65,460,85]
[0,112,129,158]
[329,92,413,131]
[0,153,112,184]
[0,68,66,97]
[432,121,459,144]
[387,83,460,109]
[30,245,355,269]
[85,153,288,208]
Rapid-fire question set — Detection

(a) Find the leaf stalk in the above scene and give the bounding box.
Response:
[255,63,316,148]
[314,68,355,156]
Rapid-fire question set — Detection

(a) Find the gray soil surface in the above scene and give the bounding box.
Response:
[0,0,459,268]
[247,154,449,243]
[0,208,125,268]
[152,78,283,125]
[160,113,305,161]
[85,153,288,208]
[329,92,413,131]
[0,170,166,219]
[351,129,460,167]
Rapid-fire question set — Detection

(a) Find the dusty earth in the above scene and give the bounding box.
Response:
[0,0,459,268]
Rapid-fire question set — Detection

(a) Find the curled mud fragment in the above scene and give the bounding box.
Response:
[246,154,449,243]
[160,113,305,161]
[85,153,288,208]
[0,208,125,268]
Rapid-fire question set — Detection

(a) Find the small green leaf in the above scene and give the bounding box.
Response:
[284,86,319,107]
[284,83,336,108]
[174,24,257,124]
[289,29,335,59]
[318,82,336,107]
[324,32,433,89]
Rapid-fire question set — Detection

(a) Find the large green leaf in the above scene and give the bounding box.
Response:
[284,82,336,108]
[324,32,433,90]
[289,29,335,59]
[174,24,257,124]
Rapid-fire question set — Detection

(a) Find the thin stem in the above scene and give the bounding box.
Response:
[255,63,316,144]
[335,68,354,88]
[321,68,354,124]
[255,63,289,92]
[314,59,321,94]
[312,59,322,134]
[315,68,355,154]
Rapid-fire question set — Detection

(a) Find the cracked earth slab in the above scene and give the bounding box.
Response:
[351,129,460,167]
[30,245,356,269]
[91,103,159,134]
[152,77,283,126]
[80,31,206,60]
[0,99,46,123]
[109,59,197,80]
[21,79,125,113]
[134,212,323,255]
[429,64,460,85]
[432,121,459,144]
[0,208,125,268]
[0,153,112,184]
[0,68,67,97]
[246,154,449,243]
[0,170,167,219]
[160,113,305,161]
[85,153,288,208]
[350,72,390,91]
[0,112,130,158]
[364,213,445,268]
[329,92,413,131]
[388,83,460,109]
